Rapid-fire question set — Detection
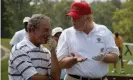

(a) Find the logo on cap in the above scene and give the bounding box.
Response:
[72,6,80,13]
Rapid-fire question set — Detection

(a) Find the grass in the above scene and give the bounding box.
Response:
[1,58,9,80]
[108,55,133,76]
[1,38,11,80]
[108,46,133,76]
[1,38,11,50]
[1,38,133,80]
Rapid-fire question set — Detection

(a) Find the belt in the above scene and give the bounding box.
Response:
[68,74,102,80]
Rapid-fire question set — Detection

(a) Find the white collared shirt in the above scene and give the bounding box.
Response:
[57,23,119,78]
[8,37,51,80]
[10,29,27,46]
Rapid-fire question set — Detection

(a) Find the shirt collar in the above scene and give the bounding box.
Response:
[75,22,97,34]
[90,22,97,33]
[23,37,40,50]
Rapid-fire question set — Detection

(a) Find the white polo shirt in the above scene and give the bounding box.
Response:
[57,23,119,78]
[8,37,51,80]
[10,29,27,46]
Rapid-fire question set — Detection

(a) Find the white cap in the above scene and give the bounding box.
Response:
[23,17,30,23]
[52,27,63,36]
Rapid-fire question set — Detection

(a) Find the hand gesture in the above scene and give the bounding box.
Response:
[92,52,105,61]
[71,53,87,62]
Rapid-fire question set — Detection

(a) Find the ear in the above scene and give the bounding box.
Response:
[86,15,93,20]
[86,15,90,20]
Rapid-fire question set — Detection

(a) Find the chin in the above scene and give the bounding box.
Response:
[74,27,82,31]
[75,28,82,31]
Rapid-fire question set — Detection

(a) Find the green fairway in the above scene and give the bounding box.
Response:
[1,38,133,80]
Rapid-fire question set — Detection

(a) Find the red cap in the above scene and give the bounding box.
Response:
[66,2,92,18]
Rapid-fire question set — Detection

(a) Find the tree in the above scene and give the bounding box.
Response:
[2,0,34,38]
[112,0,133,42]
[51,0,72,29]
[36,0,72,29]
[91,1,117,31]
[111,0,121,9]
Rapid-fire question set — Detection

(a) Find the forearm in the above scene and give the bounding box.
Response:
[103,53,119,63]
[31,73,48,80]
[51,49,61,80]
[59,56,77,69]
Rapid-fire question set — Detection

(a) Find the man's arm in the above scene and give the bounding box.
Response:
[48,39,61,80]
[30,73,48,80]
[59,53,87,69]
[51,48,61,80]
[102,53,119,63]
[102,27,119,63]
[59,56,77,69]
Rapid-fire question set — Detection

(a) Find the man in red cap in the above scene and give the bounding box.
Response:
[56,2,119,80]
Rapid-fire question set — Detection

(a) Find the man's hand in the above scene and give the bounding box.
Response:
[59,53,87,69]
[47,38,57,52]
[71,53,87,62]
[92,52,106,61]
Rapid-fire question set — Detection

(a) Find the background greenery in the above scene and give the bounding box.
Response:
[1,0,133,80]
[1,0,133,42]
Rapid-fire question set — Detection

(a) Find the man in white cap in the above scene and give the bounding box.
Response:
[10,17,31,47]
[52,27,63,42]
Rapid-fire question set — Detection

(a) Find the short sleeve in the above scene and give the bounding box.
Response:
[10,49,37,80]
[56,30,69,61]
[104,28,119,55]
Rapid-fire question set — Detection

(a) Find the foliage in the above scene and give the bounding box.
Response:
[112,0,133,42]
[2,0,133,42]
[91,1,117,31]
[2,0,34,38]
[51,0,72,29]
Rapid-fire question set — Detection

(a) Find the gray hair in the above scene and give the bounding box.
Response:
[28,14,50,28]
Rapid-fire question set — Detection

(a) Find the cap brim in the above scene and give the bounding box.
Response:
[66,11,81,18]
[52,31,62,36]
[23,20,29,23]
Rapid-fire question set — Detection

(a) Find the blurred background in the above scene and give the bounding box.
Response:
[1,0,133,80]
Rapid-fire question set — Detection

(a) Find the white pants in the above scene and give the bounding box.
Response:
[64,74,103,80]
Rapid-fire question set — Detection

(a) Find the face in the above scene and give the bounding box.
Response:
[34,19,51,44]
[71,15,92,31]
[71,15,86,31]
[53,32,62,42]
